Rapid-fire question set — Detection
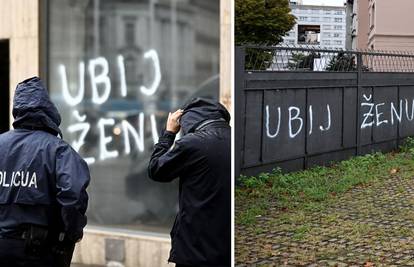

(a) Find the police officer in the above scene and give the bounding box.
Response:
[0,77,90,267]
[148,98,231,267]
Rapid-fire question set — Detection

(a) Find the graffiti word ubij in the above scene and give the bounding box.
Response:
[265,104,332,139]
[59,49,161,165]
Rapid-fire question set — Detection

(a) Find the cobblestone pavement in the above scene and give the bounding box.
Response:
[236,175,414,266]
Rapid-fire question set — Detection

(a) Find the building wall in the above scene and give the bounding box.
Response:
[355,0,369,49]
[365,0,414,51]
[0,0,39,128]
[345,0,353,49]
[283,4,347,49]
[72,227,171,267]
[220,0,232,111]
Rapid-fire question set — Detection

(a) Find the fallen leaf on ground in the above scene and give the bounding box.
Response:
[390,168,399,174]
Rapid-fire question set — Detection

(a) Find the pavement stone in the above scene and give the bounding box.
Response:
[236,175,414,266]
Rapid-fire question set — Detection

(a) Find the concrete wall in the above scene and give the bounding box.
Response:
[72,227,171,267]
[220,0,232,112]
[0,0,39,128]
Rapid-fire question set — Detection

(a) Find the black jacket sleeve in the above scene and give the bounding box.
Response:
[148,130,188,182]
[55,145,90,242]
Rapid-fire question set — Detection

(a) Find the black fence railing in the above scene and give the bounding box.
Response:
[244,45,414,72]
[235,46,414,177]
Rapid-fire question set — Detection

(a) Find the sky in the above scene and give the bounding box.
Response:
[302,0,346,6]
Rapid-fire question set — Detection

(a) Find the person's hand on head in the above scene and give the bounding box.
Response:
[166,109,183,134]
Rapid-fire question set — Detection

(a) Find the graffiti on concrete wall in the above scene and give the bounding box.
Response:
[58,49,161,164]
[265,104,332,139]
[265,94,414,140]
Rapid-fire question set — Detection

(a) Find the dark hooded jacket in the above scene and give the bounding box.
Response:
[148,98,231,267]
[0,77,90,242]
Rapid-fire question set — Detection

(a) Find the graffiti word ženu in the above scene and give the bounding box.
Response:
[360,94,414,129]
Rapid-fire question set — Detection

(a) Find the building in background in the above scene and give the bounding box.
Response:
[0,0,231,266]
[289,0,304,5]
[349,0,414,51]
[284,1,346,49]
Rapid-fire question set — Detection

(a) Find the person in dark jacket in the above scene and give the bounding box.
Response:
[0,77,90,267]
[148,98,231,267]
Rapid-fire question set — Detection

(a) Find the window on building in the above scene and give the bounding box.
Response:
[124,19,136,46]
[334,40,342,45]
[334,25,343,30]
[324,10,331,15]
[47,0,220,233]
[323,17,331,22]
[335,10,343,15]
[370,4,375,29]
[334,33,341,38]
[310,17,319,22]
[299,16,308,21]
[334,17,343,23]
[297,25,321,44]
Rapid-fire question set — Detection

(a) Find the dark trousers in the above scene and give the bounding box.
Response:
[0,238,53,267]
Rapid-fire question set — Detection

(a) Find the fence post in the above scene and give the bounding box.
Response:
[356,52,363,155]
[235,46,245,180]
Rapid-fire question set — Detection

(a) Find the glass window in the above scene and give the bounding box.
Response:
[335,17,343,23]
[334,25,343,30]
[47,0,220,233]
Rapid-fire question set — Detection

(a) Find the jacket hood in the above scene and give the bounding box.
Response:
[180,98,230,135]
[12,77,62,137]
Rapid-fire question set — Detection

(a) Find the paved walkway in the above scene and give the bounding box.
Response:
[236,175,414,266]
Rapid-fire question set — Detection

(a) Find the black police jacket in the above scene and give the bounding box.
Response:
[0,77,90,242]
[148,98,231,267]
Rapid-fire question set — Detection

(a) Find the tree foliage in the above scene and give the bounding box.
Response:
[325,53,370,72]
[325,53,356,71]
[235,0,296,45]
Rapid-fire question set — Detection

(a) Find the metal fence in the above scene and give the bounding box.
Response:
[235,46,414,177]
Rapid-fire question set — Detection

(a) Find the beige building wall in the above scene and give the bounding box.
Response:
[0,0,39,129]
[367,0,414,51]
[354,0,369,49]
[220,0,232,112]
